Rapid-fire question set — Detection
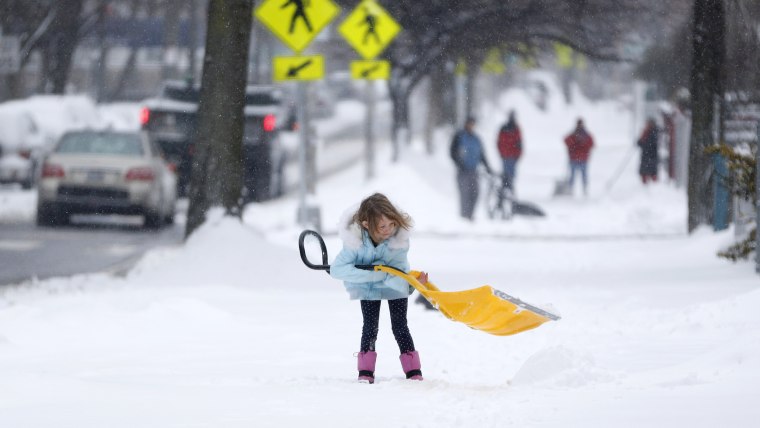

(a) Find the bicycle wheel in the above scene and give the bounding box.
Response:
[485,179,507,220]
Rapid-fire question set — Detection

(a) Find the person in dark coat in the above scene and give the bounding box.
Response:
[637,118,660,184]
[496,110,522,192]
[450,116,492,220]
[564,118,594,196]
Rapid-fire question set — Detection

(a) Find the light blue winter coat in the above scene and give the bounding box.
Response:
[330,212,412,301]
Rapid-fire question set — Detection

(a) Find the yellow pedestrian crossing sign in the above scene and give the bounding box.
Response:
[350,60,390,80]
[273,55,325,81]
[554,43,574,69]
[339,0,401,59]
[482,48,505,75]
[254,0,340,53]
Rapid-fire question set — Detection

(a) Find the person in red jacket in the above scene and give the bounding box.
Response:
[564,118,594,196]
[496,110,522,193]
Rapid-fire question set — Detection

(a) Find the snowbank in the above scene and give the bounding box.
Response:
[0,95,140,152]
[1,72,758,427]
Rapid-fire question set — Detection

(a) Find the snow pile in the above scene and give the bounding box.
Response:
[0,95,139,152]
[126,208,320,291]
[0,190,36,223]
[511,346,615,388]
[1,72,759,427]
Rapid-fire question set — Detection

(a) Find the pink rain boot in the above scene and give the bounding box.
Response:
[357,351,377,384]
[400,351,423,380]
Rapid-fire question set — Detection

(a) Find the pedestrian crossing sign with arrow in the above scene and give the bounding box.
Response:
[350,60,390,80]
[339,0,401,59]
[273,55,325,81]
[254,0,340,53]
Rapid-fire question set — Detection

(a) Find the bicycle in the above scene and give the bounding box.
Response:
[484,172,515,220]
[484,172,546,219]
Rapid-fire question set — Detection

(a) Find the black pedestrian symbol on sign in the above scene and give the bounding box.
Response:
[359,6,380,45]
[281,0,313,34]
[287,59,313,77]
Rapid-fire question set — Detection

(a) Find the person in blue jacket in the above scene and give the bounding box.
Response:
[450,116,493,220]
[330,193,428,384]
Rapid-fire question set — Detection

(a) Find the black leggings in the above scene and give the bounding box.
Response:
[360,298,416,354]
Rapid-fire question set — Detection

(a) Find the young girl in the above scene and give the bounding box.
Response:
[330,193,428,384]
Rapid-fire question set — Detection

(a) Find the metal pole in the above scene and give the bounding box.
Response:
[296,81,308,225]
[305,84,316,194]
[365,80,375,180]
[294,80,321,231]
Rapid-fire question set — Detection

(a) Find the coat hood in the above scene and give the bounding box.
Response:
[337,204,411,250]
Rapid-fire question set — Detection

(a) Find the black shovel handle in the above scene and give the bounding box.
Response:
[299,230,331,273]
[298,230,387,274]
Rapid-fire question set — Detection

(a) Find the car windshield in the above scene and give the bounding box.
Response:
[245,92,279,105]
[56,133,144,156]
[163,85,200,103]
[163,83,280,106]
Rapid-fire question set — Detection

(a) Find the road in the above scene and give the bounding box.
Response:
[0,101,385,287]
[0,218,184,286]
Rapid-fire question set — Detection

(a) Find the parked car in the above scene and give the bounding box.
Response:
[0,148,37,189]
[37,130,177,228]
[0,110,46,189]
[141,80,293,202]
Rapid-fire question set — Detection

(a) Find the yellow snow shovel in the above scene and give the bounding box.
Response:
[299,230,560,336]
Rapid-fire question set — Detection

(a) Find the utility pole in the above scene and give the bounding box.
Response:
[364,80,375,179]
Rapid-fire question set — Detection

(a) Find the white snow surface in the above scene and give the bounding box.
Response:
[1,73,759,427]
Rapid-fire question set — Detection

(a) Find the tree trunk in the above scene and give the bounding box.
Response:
[94,1,109,102]
[48,0,84,94]
[688,0,725,233]
[108,0,146,100]
[184,0,206,83]
[424,76,436,154]
[465,62,477,119]
[6,69,25,99]
[462,50,487,120]
[424,64,454,154]
[185,0,253,238]
[108,47,138,100]
[162,0,184,81]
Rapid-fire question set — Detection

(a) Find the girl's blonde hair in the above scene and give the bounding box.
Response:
[353,193,412,233]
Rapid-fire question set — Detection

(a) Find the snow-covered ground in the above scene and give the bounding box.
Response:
[1,73,758,427]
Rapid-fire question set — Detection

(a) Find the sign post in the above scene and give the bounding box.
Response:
[338,0,401,179]
[254,0,339,231]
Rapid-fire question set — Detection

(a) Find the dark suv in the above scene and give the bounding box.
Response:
[140,80,292,202]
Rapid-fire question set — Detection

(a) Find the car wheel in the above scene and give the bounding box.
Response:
[36,203,68,227]
[143,210,164,230]
[36,204,51,226]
